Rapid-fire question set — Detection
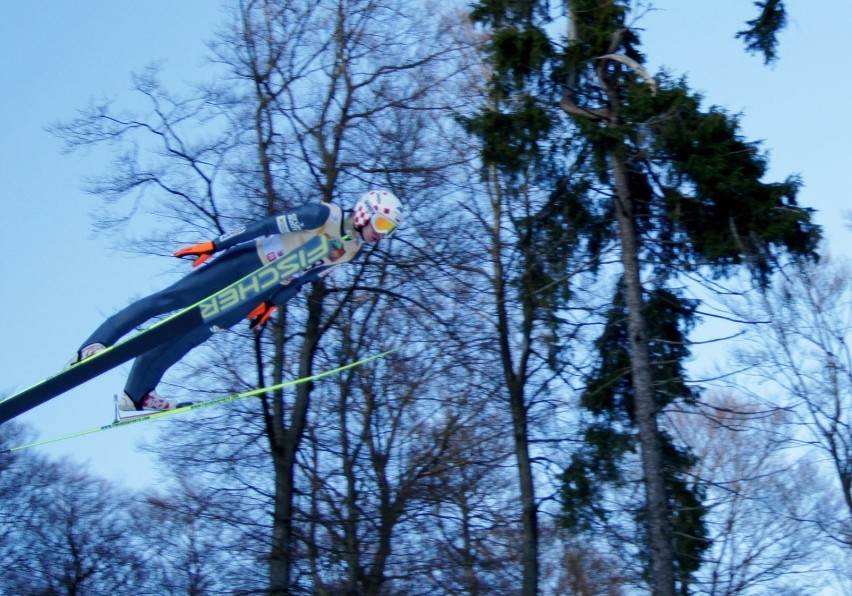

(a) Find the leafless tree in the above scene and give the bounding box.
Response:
[140,476,252,595]
[668,392,833,594]
[50,0,502,592]
[727,254,852,550]
[209,2,479,590]
[0,424,155,593]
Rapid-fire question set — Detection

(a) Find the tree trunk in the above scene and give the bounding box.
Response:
[611,153,676,596]
[267,310,295,593]
[490,177,539,595]
[269,440,296,594]
[268,281,328,593]
[508,383,539,595]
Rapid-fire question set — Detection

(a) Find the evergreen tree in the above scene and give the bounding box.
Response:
[467,1,819,593]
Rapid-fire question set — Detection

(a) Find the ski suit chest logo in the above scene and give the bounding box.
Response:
[198,236,333,321]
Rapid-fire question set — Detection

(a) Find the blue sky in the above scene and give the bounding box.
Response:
[643,1,852,250]
[0,2,224,486]
[1,1,850,489]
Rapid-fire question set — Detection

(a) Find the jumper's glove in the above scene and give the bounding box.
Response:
[248,300,278,330]
[174,241,216,268]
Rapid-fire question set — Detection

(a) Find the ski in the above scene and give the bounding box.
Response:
[0,234,337,424]
[2,347,397,454]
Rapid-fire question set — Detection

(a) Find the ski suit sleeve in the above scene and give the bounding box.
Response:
[213,203,331,251]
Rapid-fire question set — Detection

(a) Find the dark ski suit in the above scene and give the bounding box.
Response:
[78,202,363,405]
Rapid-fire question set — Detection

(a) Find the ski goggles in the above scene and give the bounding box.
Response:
[371,213,398,236]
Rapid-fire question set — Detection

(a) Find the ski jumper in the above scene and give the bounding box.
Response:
[78,202,362,404]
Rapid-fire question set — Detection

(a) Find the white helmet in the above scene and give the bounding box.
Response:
[353,189,404,237]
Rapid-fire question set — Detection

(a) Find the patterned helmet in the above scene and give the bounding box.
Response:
[353,189,404,237]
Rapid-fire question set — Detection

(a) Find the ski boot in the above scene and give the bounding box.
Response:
[66,343,106,369]
[118,391,182,412]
